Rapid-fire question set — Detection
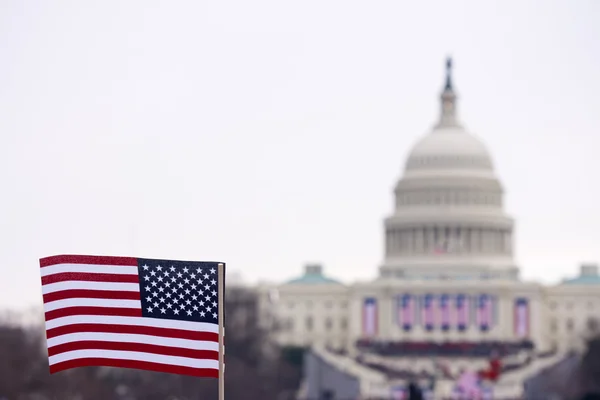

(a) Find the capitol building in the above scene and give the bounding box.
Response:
[257,59,600,399]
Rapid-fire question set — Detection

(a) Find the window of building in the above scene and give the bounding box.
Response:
[306,317,313,331]
[325,301,332,309]
[340,301,348,309]
[566,319,574,332]
[340,317,348,330]
[325,318,333,331]
[588,301,594,310]
[287,302,294,309]
[550,319,557,333]
[549,301,557,310]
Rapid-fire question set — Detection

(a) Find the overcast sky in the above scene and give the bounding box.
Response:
[1,0,599,311]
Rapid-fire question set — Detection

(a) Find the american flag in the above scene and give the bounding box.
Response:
[40,255,225,377]
[433,240,449,254]
[514,297,529,338]
[477,294,492,331]
[456,294,469,331]
[440,294,451,330]
[399,294,414,331]
[422,294,435,330]
[362,297,378,337]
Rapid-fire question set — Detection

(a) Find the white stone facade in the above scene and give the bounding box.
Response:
[257,60,600,393]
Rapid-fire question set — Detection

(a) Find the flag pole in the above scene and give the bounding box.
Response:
[218,263,225,400]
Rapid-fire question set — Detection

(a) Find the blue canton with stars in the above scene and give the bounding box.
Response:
[137,259,224,324]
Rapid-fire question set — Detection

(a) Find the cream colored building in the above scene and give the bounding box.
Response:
[257,59,600,398]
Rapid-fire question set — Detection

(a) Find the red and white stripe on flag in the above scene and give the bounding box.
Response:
[456,294,469,329]
[477,294,493,330]
[362,297,378,337]
[440,294,451,328]
[40,255,221,377]
[399,294,414,329]
[514,297,529,338]
[422,294,435,329]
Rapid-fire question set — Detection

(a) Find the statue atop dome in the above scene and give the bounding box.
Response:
[445,57,453,91]
[437,56,460,128]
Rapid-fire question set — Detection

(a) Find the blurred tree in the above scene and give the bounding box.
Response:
[578,336,600,396]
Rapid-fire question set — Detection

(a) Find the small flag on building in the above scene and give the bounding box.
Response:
[399,294,414,331]
[40,255,226,380]
[433,239,449,254]
[422,294,435,331]
[456,294,469,331]
[440,294,451,331]
[514,297,530,338]
[362,297,378,337]
[477,294,493,331]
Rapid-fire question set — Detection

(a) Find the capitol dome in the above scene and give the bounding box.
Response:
[404,59,495,177]
[405,128,494,172]
[381,58,518,281]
